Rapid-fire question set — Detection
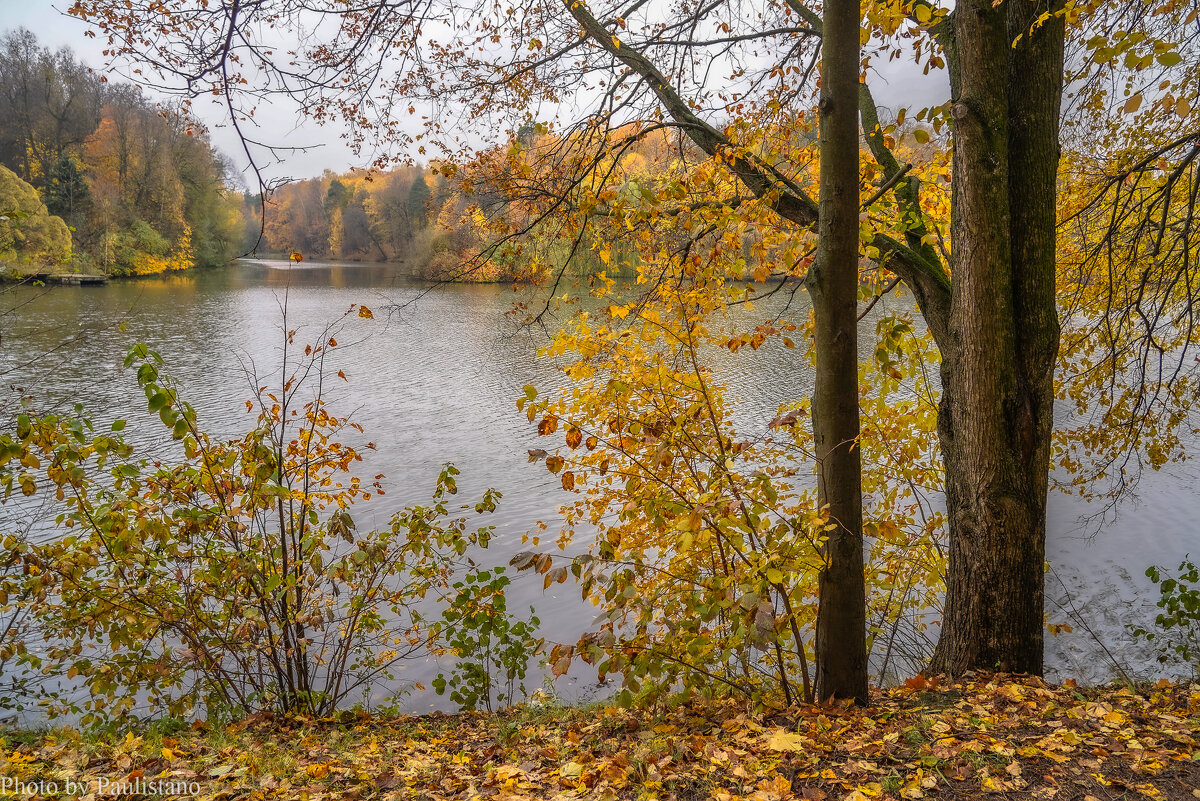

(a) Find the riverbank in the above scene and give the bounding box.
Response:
[0,264,190,284]
[0,271,108,285]
[0,267,101,284]
[3,675,1197,800]
[240,254,522,284]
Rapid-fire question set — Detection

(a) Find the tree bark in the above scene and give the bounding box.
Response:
[930,0,1064,676]
[810,0,867,704]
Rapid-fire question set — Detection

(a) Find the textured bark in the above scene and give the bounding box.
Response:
[930,0,1064,676]
[811,0,867,704]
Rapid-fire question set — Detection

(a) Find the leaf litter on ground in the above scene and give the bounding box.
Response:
[2,674,1199,800]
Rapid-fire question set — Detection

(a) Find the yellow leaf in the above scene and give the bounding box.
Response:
[765,729,806,752]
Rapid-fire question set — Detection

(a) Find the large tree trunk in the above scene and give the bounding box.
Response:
[811,0,867,703]
[930,0,1064,676]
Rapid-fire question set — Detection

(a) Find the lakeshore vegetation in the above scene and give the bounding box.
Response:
[1,0,1200,797]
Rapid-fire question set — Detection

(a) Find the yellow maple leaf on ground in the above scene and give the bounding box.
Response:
[765,729,806,752]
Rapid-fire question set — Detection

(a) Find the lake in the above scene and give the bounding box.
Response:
[0,258,1194,715]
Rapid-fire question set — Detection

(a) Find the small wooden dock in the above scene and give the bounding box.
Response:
[31,273,109,285]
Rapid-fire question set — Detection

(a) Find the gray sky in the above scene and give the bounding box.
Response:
[3,0,950,182]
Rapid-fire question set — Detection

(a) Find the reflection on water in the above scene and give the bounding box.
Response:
[0,258,1195,713]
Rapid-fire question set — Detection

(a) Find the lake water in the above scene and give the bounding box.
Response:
[1,259,1194,715]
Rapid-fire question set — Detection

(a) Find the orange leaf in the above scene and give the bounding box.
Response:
[904,674,939,691]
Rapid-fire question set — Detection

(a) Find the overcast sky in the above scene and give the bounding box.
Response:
[3,0,951,183]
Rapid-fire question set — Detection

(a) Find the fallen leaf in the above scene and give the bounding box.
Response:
[766,729,806,752]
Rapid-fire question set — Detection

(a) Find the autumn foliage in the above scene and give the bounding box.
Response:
[0,0,1196,754]
[0,30,252,275]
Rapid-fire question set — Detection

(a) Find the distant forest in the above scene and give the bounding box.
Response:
[0,29,489,278]
[259,168,453,273]
[0,29,261,275]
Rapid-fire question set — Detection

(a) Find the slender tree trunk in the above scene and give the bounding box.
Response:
[810,0,867,704]
[931,0,1064,676]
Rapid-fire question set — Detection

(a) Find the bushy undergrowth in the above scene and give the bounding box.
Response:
[0,311,538,725]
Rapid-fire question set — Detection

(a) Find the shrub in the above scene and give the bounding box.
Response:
[0,164,71,268]
[433,566,542,712]
[129,219,169,256]
[1132,557,1200,677]
[101,220,192,275]
[0,532,47,716]
[2,310,502,725]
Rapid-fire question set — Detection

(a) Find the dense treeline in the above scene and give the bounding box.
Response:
[0,29,254,275]
[270,124,801,283]
[261,168,441,267]
[259,124,704,281]
[260,164,521,282]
